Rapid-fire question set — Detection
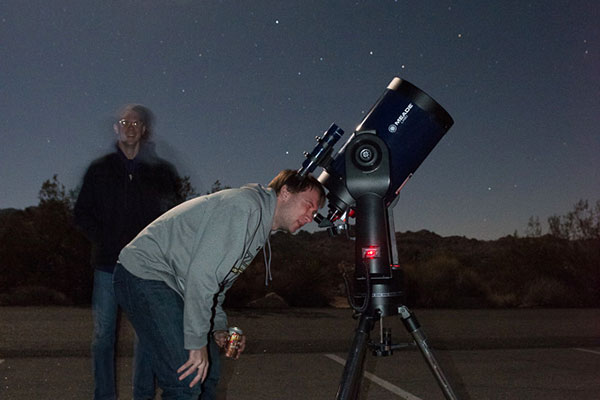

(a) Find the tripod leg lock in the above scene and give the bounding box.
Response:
[398,305,421,333]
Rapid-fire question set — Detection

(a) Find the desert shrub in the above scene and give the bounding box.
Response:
[0,177,93,306]
[404,254,488,308]
[272,259,334,307]
[520,277,574,307]
[485,291,520,308]
[223,256,270,307]
[226,257,335,308]
[0,285,72,306]
[225,232,346,307]
[2,188,599,309]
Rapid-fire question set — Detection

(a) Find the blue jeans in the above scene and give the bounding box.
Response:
[113,264,221,400]
[91,269,155,400]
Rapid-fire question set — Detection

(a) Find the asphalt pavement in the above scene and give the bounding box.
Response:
[1,307,599,399]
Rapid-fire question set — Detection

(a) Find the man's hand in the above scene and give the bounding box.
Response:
[213,330,246,359]
[213,330,228,348]
[177,347,208,387]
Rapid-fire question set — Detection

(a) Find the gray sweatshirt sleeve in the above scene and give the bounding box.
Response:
[182,204,260,349]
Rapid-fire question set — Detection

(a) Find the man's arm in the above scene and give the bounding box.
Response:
[157,161,184,210]
[182,204,261,349]
[73,167,102,243]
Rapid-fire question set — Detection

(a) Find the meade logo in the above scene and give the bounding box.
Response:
[388,102,414,133]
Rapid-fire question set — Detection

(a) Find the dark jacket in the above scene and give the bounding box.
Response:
[74,144,182,272]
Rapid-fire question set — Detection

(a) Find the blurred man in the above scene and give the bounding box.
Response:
[113,170,325,399]
[74,104,182,400]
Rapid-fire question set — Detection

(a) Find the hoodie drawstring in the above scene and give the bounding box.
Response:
[263,237,272,286]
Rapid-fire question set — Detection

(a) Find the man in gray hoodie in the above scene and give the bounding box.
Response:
[113,169,325,399]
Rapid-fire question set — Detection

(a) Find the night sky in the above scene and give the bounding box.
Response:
[1,1,598,240]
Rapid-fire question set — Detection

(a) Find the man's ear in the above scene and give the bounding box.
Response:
[279,185,291,200]
[113,123,119,135]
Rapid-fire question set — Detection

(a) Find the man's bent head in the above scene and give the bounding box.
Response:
[269,170,326,233]
[268,170,325,207]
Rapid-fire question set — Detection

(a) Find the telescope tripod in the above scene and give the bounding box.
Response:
[336,304,459,400]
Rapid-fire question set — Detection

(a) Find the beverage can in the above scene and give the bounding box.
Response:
[225,327,243,358]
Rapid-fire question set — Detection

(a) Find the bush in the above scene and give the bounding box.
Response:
[521,277,574,307]
[225,239,341,308]
[404,254,488,308]
[273,259,335,307]
[0,285,72,306]
[2,191,599,308]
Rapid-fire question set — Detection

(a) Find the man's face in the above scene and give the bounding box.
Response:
[275,186,321,233]
[114,109,145,147]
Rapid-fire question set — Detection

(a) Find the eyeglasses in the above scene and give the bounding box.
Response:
[118,119,143,128]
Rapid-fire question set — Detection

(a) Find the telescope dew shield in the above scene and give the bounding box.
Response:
[322,77,454,214]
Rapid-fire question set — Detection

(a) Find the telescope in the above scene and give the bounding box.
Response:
[299,77,459,399]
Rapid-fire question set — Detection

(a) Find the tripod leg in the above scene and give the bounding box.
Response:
[398,306,460,400]
[336,313,375,400]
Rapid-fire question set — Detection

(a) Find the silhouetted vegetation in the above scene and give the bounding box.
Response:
[1,176,598,308]
[0,175,91,305]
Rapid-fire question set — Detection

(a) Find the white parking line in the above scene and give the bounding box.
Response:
[325,354,423,400]
[573,348,600,356]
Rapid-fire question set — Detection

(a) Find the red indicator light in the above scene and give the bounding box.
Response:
[365,249,377,258]
[362,246,380,259]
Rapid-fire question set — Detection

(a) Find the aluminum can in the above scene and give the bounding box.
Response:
[225,327,243,358]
